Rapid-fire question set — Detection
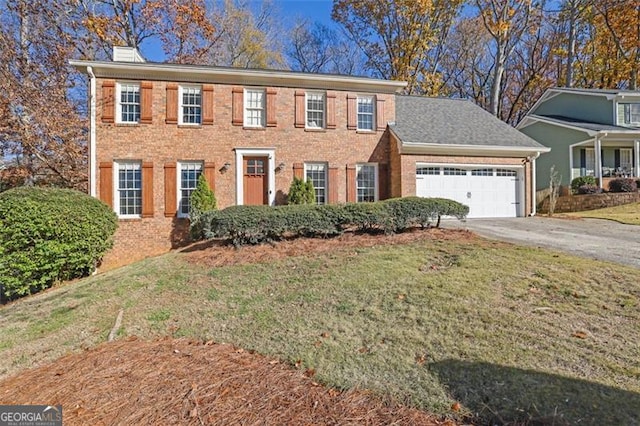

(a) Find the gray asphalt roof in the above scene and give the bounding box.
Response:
[390,95,545,148]
[531,114,636,132]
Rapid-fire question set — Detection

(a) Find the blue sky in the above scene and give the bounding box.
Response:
[143,0,336,61]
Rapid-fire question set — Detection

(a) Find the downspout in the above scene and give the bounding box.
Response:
[529,152,541,216]
[87,66,97,197]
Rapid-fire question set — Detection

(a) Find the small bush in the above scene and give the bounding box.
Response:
[189,174,217,239]
[576,184,602,195]
[608,178,637,193]
[193,197,469,246]
[287,177,315,205]
[0,187,118,300]
[571,176,596,194]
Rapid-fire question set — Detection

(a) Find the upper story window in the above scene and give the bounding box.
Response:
[115,161,142,218]
[357,96,375,131]
[244,89,265,127]
[178,161,203,218]
[305,163,327,205]
[179,85,202,125]
[356,163,378,203]
[624,103,640,126]
[306,92,325,129]
[117,82,140,123]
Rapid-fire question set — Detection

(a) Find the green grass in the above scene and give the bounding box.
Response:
[1,236,639,424]
[568,202,640,225]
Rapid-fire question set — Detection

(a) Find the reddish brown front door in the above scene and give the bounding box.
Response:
[243,156,268,205]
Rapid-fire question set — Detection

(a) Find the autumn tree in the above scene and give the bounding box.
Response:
[332,0,464,95]
[0,0,87,190]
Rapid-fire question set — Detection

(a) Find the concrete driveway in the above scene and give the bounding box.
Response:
[445,217,640,268]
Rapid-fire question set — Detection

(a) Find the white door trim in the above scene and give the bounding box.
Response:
[234,148,276,206]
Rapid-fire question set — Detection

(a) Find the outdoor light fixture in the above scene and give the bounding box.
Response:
[275,162,286,173]
[220,162,231,173]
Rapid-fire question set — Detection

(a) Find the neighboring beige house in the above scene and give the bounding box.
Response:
[71,47,548,268]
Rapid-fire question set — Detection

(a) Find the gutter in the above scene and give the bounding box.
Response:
[87,66,97,197]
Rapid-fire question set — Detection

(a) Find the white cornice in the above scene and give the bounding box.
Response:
[69,60,407,94]
[399,141,550,157]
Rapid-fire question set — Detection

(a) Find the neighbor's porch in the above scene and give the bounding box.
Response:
[570,136,640,189]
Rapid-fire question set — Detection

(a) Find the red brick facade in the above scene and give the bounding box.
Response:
[95,79,398,269]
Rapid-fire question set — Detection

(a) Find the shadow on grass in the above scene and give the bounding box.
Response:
[430,359,640,425]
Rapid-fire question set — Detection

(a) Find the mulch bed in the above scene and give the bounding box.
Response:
[0,337,456,425]
[182,227,478,268]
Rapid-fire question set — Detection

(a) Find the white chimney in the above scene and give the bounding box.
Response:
[112,46,146,63]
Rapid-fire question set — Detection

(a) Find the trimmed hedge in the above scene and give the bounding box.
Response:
[192,197,469,246]
[577,184,602,195]
[571,176,597,194]
[608,178,637,193]
[0,187,118,300]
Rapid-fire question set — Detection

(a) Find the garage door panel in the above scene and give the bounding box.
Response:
[416,166,520,218]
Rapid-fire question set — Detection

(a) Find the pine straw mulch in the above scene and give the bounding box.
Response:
[181,227,479,268]
[0,337,457,426]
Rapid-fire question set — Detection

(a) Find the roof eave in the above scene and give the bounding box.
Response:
[399,141,550,157]
[69,60,408,94]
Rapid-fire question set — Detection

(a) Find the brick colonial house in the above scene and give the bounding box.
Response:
[71,47,548,269]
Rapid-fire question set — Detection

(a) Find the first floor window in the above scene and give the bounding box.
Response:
[116,161,142,217]
[306,92,325,128]
[305,163,327,204]
[117,82,140,123]
[180,85,202,125]
[244,89,265,127]
[356,163,377,202]
[179,162,203,217]
[357,96,375,130]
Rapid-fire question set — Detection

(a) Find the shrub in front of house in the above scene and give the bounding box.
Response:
[576,184,602,195]
[287,177,316,204]
[189,174,217,239]
[193,197,469,246]
[608,178,637,193]
[571,176,597,194]
[0,187,118,300]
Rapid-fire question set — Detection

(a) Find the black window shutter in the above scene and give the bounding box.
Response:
[614,149,620,168]
[580,149,586,168]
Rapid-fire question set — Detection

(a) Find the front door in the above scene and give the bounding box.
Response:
[243,156,268,205]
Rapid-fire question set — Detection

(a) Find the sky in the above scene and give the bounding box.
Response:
[143,0,336,62]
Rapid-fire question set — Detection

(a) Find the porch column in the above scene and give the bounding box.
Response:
[595,137,603,188]
[635,140,640,178]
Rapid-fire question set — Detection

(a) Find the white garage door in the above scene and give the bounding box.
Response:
[416,165,522,218]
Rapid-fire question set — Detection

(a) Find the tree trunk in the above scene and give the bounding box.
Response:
[565,0,578,87]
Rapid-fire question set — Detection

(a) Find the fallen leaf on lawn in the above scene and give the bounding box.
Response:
[320,332,330,338]
[572,331,588,339]
[314,340,322,347]
[451,402,461,412]
[397,294,405,300]
[295,359,302,369]
[358,347,368,353]
[305,368,316,377]
[415,355,426,365]
[268,360,279,365]
[235,348,244,353]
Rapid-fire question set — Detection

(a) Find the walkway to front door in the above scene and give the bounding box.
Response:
[243,156,268,205]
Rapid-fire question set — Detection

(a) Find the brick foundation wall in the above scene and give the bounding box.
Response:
[96,79,397,269]
[539,191,640,214]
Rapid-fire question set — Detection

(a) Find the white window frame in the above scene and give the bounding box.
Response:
[585,148,595,176]
[178,84,202,125]
[177,161,203,218]
[114,160,142,219]
[304,162,328,205]
[306,91,325,129]
[116,82,140,124]
[355,163,378,203]
[357,95,375,131]
[244,88,266,128]
[625,104,640,126]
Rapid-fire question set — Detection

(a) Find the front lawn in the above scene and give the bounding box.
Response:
[1,232,639,424]
[568,202,640,225]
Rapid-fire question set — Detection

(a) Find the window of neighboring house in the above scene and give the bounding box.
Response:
[178,162,203,218]
[620,148,633,172]
[357,96,375,131]
[305,163,327,204]
[585,148,595,176]
[179,85,202,125]
[115,161,142,217]
[356,163,377,202]
[117,82,140,123]
[244,89,265,127]
[306,92,325,129]
[624,103,640,125]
